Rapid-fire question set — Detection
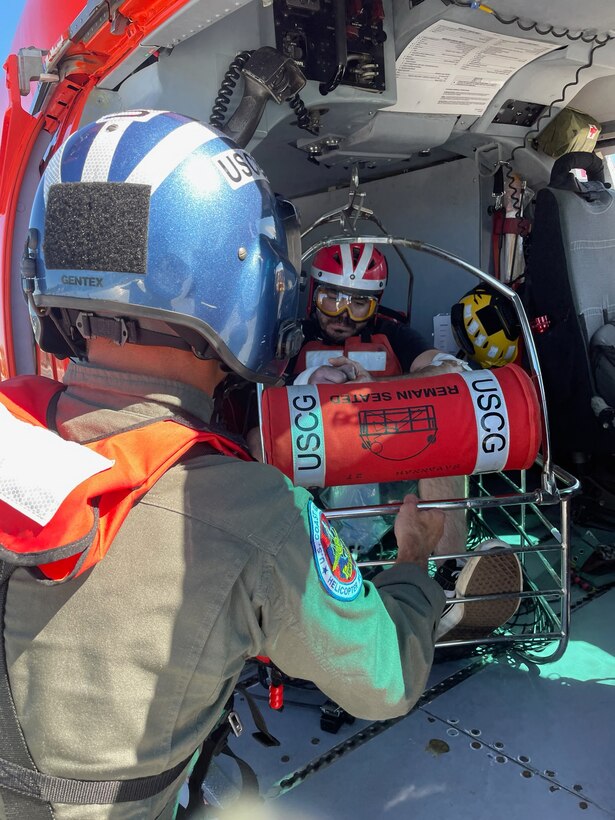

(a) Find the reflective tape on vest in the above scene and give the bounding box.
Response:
[286,384,326,487]
[459,370,510,474]
[0,404,114,526]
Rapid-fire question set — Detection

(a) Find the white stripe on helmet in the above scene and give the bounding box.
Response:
[81,116,135,182]
[352,242,375,281]
[339,243,353,278]
[98,110,164,123]
[43,140,68,204]
[126,120,218,193]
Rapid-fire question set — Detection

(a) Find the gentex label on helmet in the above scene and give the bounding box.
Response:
[213,149,267,189]
[307,501,362,602]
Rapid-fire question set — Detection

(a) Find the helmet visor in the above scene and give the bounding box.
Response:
[315,286,379,322]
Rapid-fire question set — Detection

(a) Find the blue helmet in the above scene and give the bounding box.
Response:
[23,109,303,383]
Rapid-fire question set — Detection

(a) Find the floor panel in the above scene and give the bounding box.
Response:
[210,589,615,818]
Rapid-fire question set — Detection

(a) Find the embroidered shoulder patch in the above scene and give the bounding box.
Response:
[307,501,362,602]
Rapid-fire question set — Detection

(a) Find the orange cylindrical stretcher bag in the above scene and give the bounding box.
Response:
[261,364,541,487]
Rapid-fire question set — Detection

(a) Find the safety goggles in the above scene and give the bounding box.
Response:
[315,285,379,322]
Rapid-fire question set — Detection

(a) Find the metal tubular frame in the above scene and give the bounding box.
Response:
[324,462,577,661]
[259,218,582,661]
[296,232,580,662]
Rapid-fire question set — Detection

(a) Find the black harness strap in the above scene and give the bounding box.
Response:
[178,712,237,818]
[177,694,261,818]
[0,561,192,810]
[0,560,53,819]
[0,753,193,805]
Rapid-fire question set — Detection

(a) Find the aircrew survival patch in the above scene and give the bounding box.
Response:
[307,501,362,601]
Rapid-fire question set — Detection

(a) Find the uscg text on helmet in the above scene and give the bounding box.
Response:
[214,149,267,190]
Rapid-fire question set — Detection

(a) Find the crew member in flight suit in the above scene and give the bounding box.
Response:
[0,111,445,819]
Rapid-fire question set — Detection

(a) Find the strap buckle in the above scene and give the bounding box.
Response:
[227,711,243,738]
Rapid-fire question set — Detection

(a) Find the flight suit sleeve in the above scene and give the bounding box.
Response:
[258,488,446,722]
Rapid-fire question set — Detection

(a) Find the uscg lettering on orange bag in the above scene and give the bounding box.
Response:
[460,371,510,472]
[286,385,326,487]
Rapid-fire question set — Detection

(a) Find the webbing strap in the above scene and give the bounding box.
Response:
[0,561,53,819]
[0,753,192,805]
[0,562,192,808]
[236,685,280,748]
[177,698,260,819]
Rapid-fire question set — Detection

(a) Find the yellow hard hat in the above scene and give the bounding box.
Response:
[451,286,519,368]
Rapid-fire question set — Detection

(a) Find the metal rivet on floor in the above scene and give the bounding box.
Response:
[579,802,588,810]
[521,770,532,778]
[471,741,482,750]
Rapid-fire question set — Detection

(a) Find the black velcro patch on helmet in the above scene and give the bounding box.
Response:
[44,182,150,274]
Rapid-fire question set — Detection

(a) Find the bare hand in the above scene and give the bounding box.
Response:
[308,363,352,384]
[308,356,372,384]
[394,494,444,570]
[329,356,372,382]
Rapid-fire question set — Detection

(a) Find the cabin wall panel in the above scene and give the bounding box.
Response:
[295,159,481,345]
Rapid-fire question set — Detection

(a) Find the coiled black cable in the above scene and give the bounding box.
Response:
[505,36,611,215]
[209,50,254,129]
[210,51,318,134]
[441,0,613,45]
[289,92,316,132]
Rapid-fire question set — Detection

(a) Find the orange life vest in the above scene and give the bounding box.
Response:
[293,334,402,377]
[0,375,252,583]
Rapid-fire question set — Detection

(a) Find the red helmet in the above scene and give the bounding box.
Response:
[310,243,388,294]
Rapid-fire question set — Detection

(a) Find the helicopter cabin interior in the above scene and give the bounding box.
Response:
[2,0,615,817]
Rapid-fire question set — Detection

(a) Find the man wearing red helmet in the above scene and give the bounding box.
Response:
[291,242,522,641]
[292,242,436,383]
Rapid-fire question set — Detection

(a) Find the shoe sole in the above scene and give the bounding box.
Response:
[436,545,522,642]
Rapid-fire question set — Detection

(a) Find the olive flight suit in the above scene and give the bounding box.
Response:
[2,361,445,819]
